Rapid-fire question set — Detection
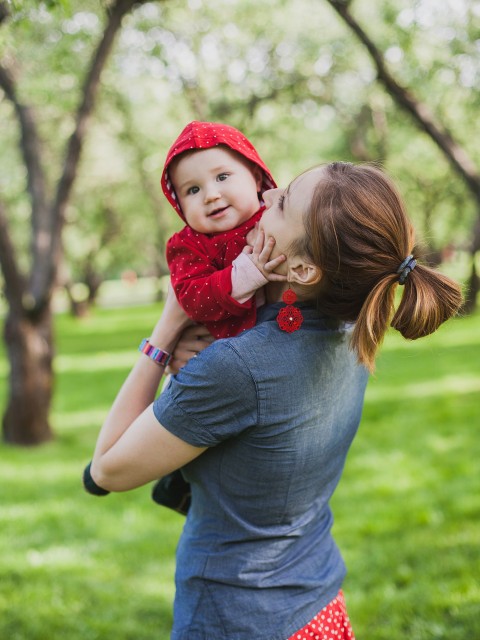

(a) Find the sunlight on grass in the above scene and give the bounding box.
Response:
[382,316,479,350]
[51,408,109,430]
[56,350,137,372]
[26,546,90,569]
[367,372,480,401]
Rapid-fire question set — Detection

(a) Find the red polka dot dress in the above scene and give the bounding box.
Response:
[287,591,356,640]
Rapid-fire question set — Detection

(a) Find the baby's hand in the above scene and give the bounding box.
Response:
[243,228,287,282]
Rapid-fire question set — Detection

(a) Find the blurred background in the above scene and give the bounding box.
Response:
[0,0,479,638]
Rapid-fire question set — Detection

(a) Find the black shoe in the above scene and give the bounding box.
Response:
[151,470,191,515]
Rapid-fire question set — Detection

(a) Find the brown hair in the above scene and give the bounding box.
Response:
[295,162,463,372]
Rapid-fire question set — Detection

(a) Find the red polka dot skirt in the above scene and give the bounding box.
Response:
[287,591,355,640]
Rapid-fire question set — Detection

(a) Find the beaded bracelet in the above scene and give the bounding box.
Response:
[138,338,172,367]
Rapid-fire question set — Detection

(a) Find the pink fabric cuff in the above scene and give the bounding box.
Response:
[231,252,268,304]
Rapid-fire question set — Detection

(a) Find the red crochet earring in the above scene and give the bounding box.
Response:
[276,288,304,333]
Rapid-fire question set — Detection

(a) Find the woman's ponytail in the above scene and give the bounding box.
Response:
[351,265,463,373]
[391,265,463,340]
[351,274,398,373]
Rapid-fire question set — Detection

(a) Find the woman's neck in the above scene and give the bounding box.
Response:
[264,281,315,305]
[264,281,288,304]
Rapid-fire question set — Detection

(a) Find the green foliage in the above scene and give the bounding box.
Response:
[2,0,479,290]
[0,303,478,639]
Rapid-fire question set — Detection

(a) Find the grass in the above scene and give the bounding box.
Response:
[0,304,479,639]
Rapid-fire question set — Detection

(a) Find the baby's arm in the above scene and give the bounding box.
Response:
[167,234,256,323]
[230,252,268,303]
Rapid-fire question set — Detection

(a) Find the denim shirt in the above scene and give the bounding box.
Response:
[153,303,369,640]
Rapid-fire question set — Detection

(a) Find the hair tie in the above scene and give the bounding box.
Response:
[397,254,417,285]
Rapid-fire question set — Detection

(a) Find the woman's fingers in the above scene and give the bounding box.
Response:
[166,325,215,374]
[179,324,213,342]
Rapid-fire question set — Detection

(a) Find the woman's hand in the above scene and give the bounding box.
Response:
[166,325,215,375]
[243,228,287,282]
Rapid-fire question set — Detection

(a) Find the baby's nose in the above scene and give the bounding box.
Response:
[204,187,221,203]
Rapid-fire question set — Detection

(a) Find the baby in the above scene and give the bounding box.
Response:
[162,120,278,338]
[153,121,279,512]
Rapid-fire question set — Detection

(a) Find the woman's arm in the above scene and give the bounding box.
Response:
[89,288,207,492]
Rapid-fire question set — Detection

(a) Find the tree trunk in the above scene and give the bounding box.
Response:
[0,0,151,445]
[463,213,480,312]
[463,254,478,314]
[2,307,54,445]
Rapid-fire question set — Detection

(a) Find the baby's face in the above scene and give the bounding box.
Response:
[170,146,262,234]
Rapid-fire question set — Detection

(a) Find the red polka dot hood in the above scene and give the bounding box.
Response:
[161,121,276,222]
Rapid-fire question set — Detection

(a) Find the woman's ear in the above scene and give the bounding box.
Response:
[288,258,322,285]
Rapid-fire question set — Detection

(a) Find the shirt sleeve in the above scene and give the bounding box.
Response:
[153,340,258,447]
[230,252,268,304]
[167,233,255,321]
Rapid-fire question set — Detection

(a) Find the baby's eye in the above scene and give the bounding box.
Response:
[187,186,200,195]
[217,173,229,182]
[278,195,285,210]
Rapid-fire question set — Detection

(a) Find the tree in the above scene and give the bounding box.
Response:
[2,0,477,445]
[0,0,150,444]
[325,0,480,310]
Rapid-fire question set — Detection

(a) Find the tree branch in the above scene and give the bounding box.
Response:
[0,0,9,25]
[0,63,50,246]
[0,199,26,310]
[31,0,149,307]
[326,0,480,200]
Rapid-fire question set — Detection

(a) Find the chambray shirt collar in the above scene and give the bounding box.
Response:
[257,301,335,330]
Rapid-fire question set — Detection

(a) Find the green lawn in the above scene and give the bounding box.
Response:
[0,304,479,639]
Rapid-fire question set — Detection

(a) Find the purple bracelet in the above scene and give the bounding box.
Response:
[138,338,172,367]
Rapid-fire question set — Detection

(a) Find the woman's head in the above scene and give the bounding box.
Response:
[262,162,463,371]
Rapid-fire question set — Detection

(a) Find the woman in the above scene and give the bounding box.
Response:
[85,162,462,640]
